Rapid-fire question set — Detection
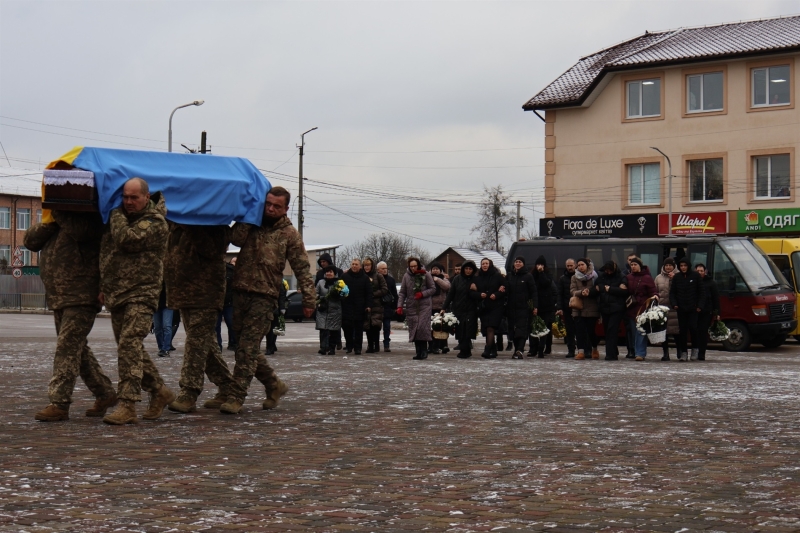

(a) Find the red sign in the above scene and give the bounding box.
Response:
[658,212,728,235]
[12,268,22,279]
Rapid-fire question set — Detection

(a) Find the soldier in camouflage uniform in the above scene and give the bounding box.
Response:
[24,211,118,422]
[163,222,236,413]
[216,186,316,414]
[99,177,175,425]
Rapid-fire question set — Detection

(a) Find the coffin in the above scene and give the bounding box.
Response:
[42,169,98,212]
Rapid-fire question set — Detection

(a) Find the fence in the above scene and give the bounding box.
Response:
[0,275,47,310]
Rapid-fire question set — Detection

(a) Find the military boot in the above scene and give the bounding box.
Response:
[85,391,118,417]
[220,397,244,414]
[142,385,176,420]
[263,379,289,410]
[168,391,197,413]
[202,391,227,409]
[103,400,138,425]
[35,403,69,422]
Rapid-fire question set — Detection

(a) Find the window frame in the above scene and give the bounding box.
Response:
[16,208,31,230]
[0,245,9,265]
[20,247,31,267]
[620,71,665,123]
[0,206,9,229]
[682,65,727,118]
[621,156,663,208]
[746,148,795,204]
[682,152,727,206]
[747,57,795,113]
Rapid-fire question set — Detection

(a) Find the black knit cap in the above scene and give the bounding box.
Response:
[514,256,526,265]
[535,255,547,266]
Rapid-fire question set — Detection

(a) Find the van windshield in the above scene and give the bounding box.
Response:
[717,240,791,293]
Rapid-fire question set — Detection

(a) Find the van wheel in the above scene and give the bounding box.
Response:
[721,321,751,352]
[761,336,787,349]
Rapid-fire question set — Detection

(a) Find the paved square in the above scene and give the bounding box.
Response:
[1,313,799,532]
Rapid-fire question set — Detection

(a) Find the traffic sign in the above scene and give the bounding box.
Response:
[12,257,23,267]
[12,246,22,258]
[11,268,22,279]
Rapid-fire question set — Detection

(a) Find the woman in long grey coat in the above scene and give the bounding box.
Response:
[397,256,436,360]
[316,267,343,355]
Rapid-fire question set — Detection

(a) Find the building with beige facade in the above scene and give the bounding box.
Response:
[524,15,800,237]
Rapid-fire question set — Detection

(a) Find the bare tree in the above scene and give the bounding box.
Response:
[470,185,519,254]
[336,233,430,280]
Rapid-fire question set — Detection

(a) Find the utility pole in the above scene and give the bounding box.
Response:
[516,200,522,241]
[297,127,318,238]
[200,131,207,154]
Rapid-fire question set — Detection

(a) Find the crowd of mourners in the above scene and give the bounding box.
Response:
[316,252,721,362]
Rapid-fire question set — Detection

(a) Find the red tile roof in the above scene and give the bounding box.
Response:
[523,15,800,111]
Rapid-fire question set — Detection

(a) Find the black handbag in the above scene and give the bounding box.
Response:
[381,293,394,304]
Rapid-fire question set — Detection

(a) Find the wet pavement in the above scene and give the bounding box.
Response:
[1,312,799,532]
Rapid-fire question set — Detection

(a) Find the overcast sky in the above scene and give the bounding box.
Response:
[1,0,798,255]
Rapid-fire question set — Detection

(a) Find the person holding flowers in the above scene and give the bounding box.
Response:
[315,266,346,355]
[362,257,389,354]
[474,258,507,359]
[654,258,679,361]
[569,258,600,360]
[442,260,481,358]
[397,257,436,360]
[428,263,451,354]
[341,258,373,355]
[624,257,657,361]
[505,256,537,359]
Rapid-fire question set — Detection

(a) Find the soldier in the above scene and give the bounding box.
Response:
[100,177,175,425]
[215,186,315,414]
[165,222,237,413]
[25,211,118,421]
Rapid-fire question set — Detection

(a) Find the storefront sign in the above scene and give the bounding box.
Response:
[737,208,800,234]
[539,214,658,238]
[657,212,728,235]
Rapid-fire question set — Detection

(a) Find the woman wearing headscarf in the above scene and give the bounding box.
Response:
[428,263,451,354]
[473,258,506,358]
[442,260,480,358]
[569,258,600,360]
[397,257,436,360]
[362,257,388,354]
[592,260,628,360]
[530,255,558,358]
[505,256,537,359]
[315,266,343,355]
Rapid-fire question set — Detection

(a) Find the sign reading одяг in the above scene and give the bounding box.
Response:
[738,208,800,234]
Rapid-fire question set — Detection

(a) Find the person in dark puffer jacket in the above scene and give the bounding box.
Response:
[443,260,481,358]
[474,258,506,359]
[505,257,537,359]
[669,257,705,361]
[695,263,719,361]
[592,260,628,361]
[530,256,558,358]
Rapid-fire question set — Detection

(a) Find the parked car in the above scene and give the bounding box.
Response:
[285,290,315,322]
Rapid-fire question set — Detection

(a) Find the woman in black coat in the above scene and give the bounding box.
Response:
[473,258,506,359]
[505,256,537,359]
[442,260,481,358]
[530,255,558,358]
[592,260,628,360]
[340,258,374,355]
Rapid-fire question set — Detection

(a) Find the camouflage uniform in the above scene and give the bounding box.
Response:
[24,212,115,408]
[100,192,169,402]
[165,223,235,401]
[228,215,315,403]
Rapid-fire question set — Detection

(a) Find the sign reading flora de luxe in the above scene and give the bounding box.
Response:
[657,212,728,235]
[737,208,800,234]
[539,214,658,238]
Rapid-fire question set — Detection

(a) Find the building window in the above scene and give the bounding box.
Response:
[629,163,660,205]
[17,208,31,230]
[627,79,661,118]
[752,65,790,107]
[0,207,9,229]
[0,245,9,265]
[689,159,724,202]
[37,209,42,224]
[20,246,31,266]
[687,72,723,112]
[755,154,790,199]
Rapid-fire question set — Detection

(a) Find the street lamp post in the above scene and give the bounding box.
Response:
[168,100,204,152]
[297,127,318,238]
[650,146,673,236]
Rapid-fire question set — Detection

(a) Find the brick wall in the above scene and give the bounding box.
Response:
[0,194,43,268]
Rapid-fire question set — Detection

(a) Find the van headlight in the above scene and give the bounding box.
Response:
[752,305,767,316]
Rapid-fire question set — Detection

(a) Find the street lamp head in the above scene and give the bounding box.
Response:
[193,100,204,106]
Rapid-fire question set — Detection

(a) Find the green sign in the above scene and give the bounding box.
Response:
[738,208,800,233]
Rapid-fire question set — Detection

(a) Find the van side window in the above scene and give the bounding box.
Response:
[713,244,747,292]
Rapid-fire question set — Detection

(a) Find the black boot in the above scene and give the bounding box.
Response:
[413,341,425,360]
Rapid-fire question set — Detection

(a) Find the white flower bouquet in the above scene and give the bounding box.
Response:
[432,312,459,338]
[530,315,550,338]
[708,320,730,342]
[635,300,669,343]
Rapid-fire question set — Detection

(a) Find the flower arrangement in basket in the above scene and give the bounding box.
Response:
[531,315,550,338]
[551,315,567,339]
[431,312,458,339]
[708,320,730,342]
[275,314,286,336]
[635,298,670,343]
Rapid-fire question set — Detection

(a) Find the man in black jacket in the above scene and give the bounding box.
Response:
[341,258,373,355]
[530,256,558,358]
[695,263,719,361]
[593,261,628,360]
[556,259,577,358]
[669,257,705,361]
[443,260,480,358]
[377,261,398,352]
[506,257,537,359]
